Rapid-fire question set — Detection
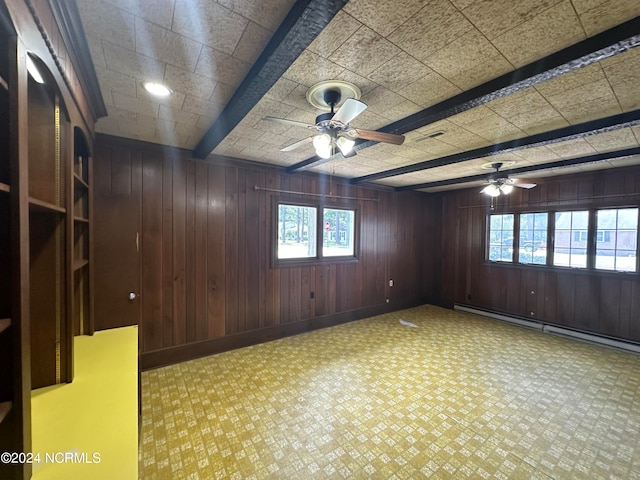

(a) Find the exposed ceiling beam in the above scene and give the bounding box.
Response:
[351,109,640,184]
[395,147,640,192]
[287,16,640,173]
[192,0,348,159]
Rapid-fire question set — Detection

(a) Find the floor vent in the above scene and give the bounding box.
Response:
[454,304,640,355]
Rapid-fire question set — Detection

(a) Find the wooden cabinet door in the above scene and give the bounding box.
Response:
[94,149,141,330]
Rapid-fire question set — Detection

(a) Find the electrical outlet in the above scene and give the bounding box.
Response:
[389,279,393,287]
[386,298,390,303]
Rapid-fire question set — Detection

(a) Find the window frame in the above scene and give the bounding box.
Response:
[485,204,640,275]
[272,196,360,267]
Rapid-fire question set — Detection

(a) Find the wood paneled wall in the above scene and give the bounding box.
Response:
[439,166,640,343]
[94,136,440,367]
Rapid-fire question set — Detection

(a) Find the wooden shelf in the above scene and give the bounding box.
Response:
[29,197,66,214]
[74,173,89,189]
[0,318,10,335]
[73,259,89,271]
[74,216,89,223]
[0,181,9,194]
[0,401,11,424]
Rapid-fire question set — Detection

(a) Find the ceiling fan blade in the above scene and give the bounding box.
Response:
[332,98,367,124]
[262,116,316,130]
[351,128,405,145]
[281,136,313,152]
[512,178,542,189]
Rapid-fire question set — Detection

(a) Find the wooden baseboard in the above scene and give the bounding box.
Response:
[140,299,429,370]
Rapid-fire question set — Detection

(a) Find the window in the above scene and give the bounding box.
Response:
[595,208,638,272]
[276,201,358,264]
[554,210,588,268]
[277,204,317,259]
[323,208,355,257]
[487,214,514,262]
[518,213,547,265]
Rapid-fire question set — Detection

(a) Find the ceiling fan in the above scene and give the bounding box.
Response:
[481,162,539,196]
[262,80,405,159]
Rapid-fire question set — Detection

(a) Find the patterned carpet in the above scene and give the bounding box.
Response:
[139,305,640,479]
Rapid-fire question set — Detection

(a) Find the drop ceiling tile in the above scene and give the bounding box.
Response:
[112,92,160,117]
[232,21,273,65]
[491,0,585,68]
[217,0,295,31]
[329,25,403,76]
[283,50,345,87]
[94,66,137,97]
[195,47,251,86]
[364,86,413,117]
[159,105,201,126]
[102,105,137,124]
[608,155,640,167]
[558,96,622,124]
[195,115,216,130]
[248,97,298,120]
[95,116,121,136]
[280,85,317,113]
[384,99,423,120]
[442,52,515,91]
[334,70,378,96]
[103,41,166,80]
[423,27,511,85]
[164,65,217,99]
[632,126,640,144]
[210,83,236,105]
[343,0,427,37]
[461,0,562,40]
[543,78,615,112]
[508,106,570,135]
[172,0,248,55]
[513,146,560,163]
[367,52,434,92]
[307,10,363,57]
[85,35,106,69]
[584,128,640,152]
[264,77,299,102]
[574,0,640,35]
[601,49,640,112]
[387,0,474,61]
[76,0,135,50]
[534,62,605,97]
[108,0,175,29]
[135,17,202,71]
[545,138,598,158]
[486,89,552,119]
[412,139,462,156]
[182,95,225,117]
[399,72,462,107]
[174,122,205,140]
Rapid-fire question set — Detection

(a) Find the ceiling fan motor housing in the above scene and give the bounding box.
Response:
[323,89,341,109]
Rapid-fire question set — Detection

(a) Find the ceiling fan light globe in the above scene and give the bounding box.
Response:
[500,184,514,194]
[312,133,331,149]
[316,145,332,159]
[482,184,501,197]
[336,136,355,155]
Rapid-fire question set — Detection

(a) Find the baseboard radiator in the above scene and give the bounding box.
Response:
[454,304,640,355]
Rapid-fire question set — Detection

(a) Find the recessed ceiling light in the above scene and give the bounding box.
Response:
[143,82,171,97]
